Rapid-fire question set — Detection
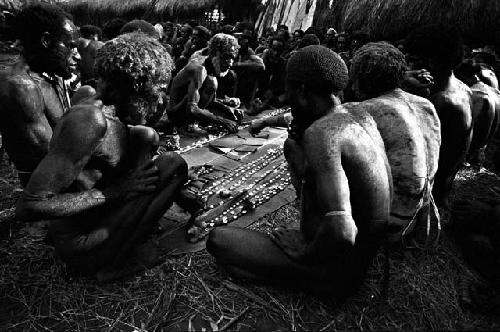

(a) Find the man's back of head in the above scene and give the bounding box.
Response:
[350,42,407,100]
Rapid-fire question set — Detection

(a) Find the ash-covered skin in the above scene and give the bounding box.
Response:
[95,32,173,126]
[348,42,441,242]
[206,46,392,298]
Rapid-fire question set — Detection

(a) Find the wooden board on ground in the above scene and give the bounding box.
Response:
[157,112,293,254]
[157,187,296,255]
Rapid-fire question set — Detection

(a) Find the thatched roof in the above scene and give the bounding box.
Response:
[320,0,500,45]
[62,0,219,14]
[0,0,56,11]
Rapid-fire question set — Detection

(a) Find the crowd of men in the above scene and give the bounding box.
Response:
[1,3,500,298]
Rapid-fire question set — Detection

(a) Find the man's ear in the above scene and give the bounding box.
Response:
[40,32,51,49]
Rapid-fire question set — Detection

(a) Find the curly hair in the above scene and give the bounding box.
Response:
[298,34,320,48]
[103,18,126,40]
[80,25,102,40]
[350,41,407,97]
[405,25,463,71]
[95,33,173,125]
[120,20,159,39]
[14,3,69,54]
[208,33,239,57]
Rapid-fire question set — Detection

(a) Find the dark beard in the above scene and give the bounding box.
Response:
[43,47,72,79]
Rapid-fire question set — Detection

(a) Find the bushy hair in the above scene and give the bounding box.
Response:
[120,20,159,39]
[298,34,320,48]
[287,45,349,95]
[103,18,126,40]
[405,25,463,70]
[351,31,370,44]
[95,33,173,124]
[80,25,102,40]
[14,3,69,54]
[208,33,239,57]
[454,59,481,82]
[350,42,407,97]
[294,29,305,37]
[194,25,211,41]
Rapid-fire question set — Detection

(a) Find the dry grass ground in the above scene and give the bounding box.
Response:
[1,151,500,331]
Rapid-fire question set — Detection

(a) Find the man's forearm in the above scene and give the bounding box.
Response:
[189,104,221,123]
[16,188,109,221]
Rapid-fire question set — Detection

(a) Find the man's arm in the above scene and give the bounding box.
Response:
[16,105,109,221]
[302,126,357,258]
[182,64,238,132]
[299,122,391,262]
[3,78,53,156]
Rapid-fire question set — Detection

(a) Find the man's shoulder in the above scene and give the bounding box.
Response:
[433,80,472,109]
[305,109,364,143]
[0,68,44,106]
[60,104,108,137]
[182,60,206,75]
[0,68,38,91]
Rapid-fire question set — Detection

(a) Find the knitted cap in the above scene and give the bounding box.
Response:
[287,45,348,93]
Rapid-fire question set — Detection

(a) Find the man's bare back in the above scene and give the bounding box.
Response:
[344,89,441,239]
[430,75,473,204]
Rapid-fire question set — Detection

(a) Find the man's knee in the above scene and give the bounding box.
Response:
[155,152,188,184]
[206,227,230,260]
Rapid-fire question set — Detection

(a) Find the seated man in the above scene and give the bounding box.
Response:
[252,37,288,114]
[77,25,104,87]
[168,33,240,133]
[233,29,265,105]
[0,4,81,187]
[206,46,392,297]
[455,60,500,168]
[16,33,187,281]
[405,25,473,207]
[174,25,210,75]
[348,42,441,243]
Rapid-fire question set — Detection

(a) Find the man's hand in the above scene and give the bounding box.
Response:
[249,119,265,135]
[105,160,159,201]
[270,228,308,261]
[217,118,238,133]
[222,97,241,108]
[405,69,434,88]
[228,107,245,122]
[247,98,267,115]
[71,85,97,105]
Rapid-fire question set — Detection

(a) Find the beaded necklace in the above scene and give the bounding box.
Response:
[187,147,291,242]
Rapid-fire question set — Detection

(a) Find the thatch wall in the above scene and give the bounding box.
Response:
[0,0,55,11]
[61,0,261,26]
[255,0,317,36]
[319,0,500,46]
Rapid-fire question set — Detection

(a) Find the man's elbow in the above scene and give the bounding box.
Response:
[331,219,358,248]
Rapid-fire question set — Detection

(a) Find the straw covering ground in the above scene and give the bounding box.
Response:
[1,150,500,330]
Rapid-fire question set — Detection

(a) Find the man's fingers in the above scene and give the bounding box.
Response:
[138,166,160,178]
[131,184,157,193]
[138,176,159,186]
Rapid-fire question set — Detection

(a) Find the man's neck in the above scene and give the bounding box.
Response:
[430,70,453,93]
